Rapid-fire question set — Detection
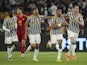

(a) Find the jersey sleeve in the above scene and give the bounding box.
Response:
[26,16,31,23]
[66,12,70,17]
[79,14,84,22]
[3,19,10,32]
[13,16,17,29]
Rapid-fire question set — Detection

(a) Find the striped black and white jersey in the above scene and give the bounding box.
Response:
[26,15,44,34]
[50,16,66,35]
[67,12,84,33]
[3,16,17,37]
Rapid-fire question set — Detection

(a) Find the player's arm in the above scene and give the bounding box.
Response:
[44,16,52,19]
[63,14,69,20]
[14,17,17,31]
[25,17,30,28]
[61,18,68,27]
[15,21,17,30]
[51,23,58,29]
[73,15,84,26]
[40,15,52,23]
[3,19,10,32]
[63,12,70,24]
[25,17,30,34]
[50,17,59,29]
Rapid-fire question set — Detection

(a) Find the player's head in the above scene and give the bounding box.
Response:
[3,8,10,18]
[56,7,62,16]
[32,7,39,15]
[72,4,79,13]
[17,7,23,15]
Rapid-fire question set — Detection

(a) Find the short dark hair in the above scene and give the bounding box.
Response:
[57,6,62,11]
[3,8,10,13]
[72,3,79,8]
[3,8,13,17]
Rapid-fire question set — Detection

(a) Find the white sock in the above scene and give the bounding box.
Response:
[7,47,12,59]
[68,45,72,55]
[11,45,15,51]
[57,48,62,60]
[71,44,76,56]
[33,49,39,59]
[26,45,31,52]
[48,41,52,48]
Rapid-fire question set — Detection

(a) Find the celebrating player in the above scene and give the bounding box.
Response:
[47,7,67,62]
[26,7,46,61]
[65,4,84,61]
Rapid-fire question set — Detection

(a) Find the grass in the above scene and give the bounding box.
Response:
[0,51,87,65]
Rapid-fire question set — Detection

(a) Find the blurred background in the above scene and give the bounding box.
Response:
[0,0,87,52]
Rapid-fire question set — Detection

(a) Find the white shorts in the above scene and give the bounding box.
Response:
[67,30,78,40]
[29,34,41,44]
[50,34,63,44]
[12,35,18,42]
[5,35,18,44]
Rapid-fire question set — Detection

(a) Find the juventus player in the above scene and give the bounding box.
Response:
[3,10,18,61]
[65,4,84,61]
[47,7,67,62]
[26,7,46,62]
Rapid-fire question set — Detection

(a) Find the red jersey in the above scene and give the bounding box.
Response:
[17,15,27,31]
[17,15,27,41]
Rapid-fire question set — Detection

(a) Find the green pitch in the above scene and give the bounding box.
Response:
[0,52,87,65]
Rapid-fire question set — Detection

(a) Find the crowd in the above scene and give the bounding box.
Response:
[0,0,87,35]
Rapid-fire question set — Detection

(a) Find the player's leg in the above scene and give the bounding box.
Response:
[7,44,13,61]
[11,35,19,51]
[71,34,78,60]
[56,34,63,62]
[48,34,56,49]
[33,34,41,62]
[66,30,77,61]
[6,37,13,61]
[46,40,51,48]
[66,30,73,61]
[20,33,27,58]
[29,34,37,61]
[25,45,31,53]
[17,33,23,57]
[25,37,31,53]
[21,39,26,58]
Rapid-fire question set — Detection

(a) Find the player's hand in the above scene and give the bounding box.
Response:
[73,18,79,23]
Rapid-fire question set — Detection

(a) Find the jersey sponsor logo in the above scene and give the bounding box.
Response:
[18,20,22,26]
